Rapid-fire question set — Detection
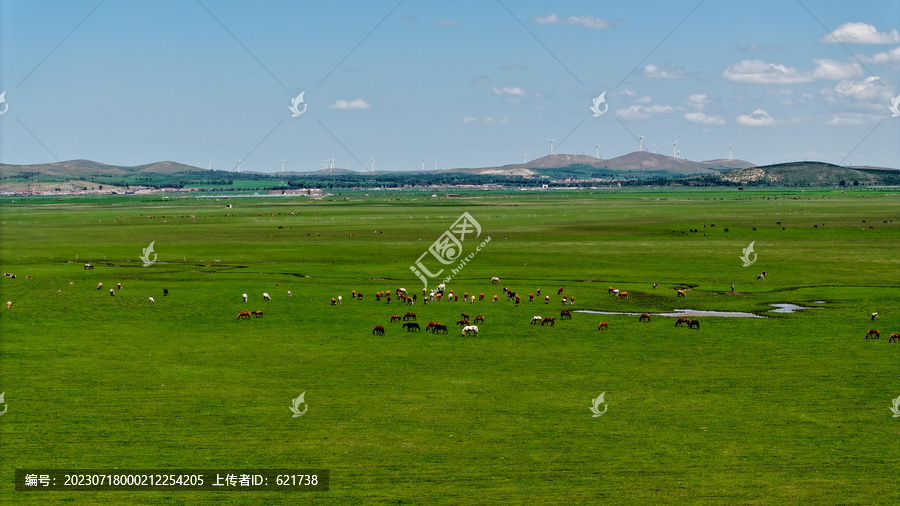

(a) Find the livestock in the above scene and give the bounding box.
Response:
[460,313,470,320]
[425,322,441,331]
[608,287,617,294]
[403,322,421,332]
[491,277,500,283]
[288,291,292,297]
[560,310,572,319]
[558,287,564,295]
[689,320,700,329]
[252,311,263,318]
[263,293,272,301]
[390,315,402,323]
[372,325,385,335]
[871,312,878,321]
[331,298,337,305]
[541,317,555,326]
[163,289,168,296]
[403,312,417,321]
[338,295,342,304]
[639,313,651,323]
[470,295,476,304]
[6,301,10,310]
[456,320,470,327]
[84,263,94,270]
[757,271,767,280]
[243,293,248,302]
[479,293,485,301]
[612,289,620,296]
[675,318,690,327]
[431,324,448,334]
[461,325,479,336]
[148,297,155,303]
[889,333,900,343]
[531,316,542,324]
[598,322,608,330]
[117,283,122,290]
[97,283,103,290]
[562,296,568,304]
[474,315,485,324]
[866,329,880,339]
[237,311,251,320]
[545,296,550,304]
[529,294,535,302]
[617,292,629,299]
[110,289,115,296]
[493,295,498,303]
[677,290,686,298]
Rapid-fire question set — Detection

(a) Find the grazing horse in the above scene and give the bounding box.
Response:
[461,325,479,336]
[403,322,421,332]
[608,287,617,294]
[97,283,103,290]
[689,319,700,329]
[598,322,608,330]
[491,277,500,283]
[560,310,572,319]
[675,318,690,327]
[558,287,564,295]
[889,333,900,343]
[237,311,251,320]
[871,312,878,321]
[263,293,271,301]
[425,322,441,331]
[110,289,115,296]
[541,317,555,326]
[757,271,767,280]
[84,263,94,270]
[331,298,337,305]
[148,297,155,303]
[545,296,550,304]
[456,320,470,327]
[460,313,470,320]
[252,310,263,318]
[432,324,448,334]
[479,293,485,301]
[617,291,629,299]
[866,329,880,339]
[639,313,651,322]
[372,325,385,335]
[243,293,248,302]
[404,312,417,321]
[677,290,686,298]
[390,315,402,323]
[474,315,485,324]
[529,294,535,302]
[531,316,542,324]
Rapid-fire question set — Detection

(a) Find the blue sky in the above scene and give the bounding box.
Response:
[1,0,898,172]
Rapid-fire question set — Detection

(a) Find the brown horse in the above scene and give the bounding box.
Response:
[541,317,555,326]
[889,333,900,343]
[608,287,617,294]
[866,329,880,339]
[675,318,690,327]
[237,311,251,320]
[618,291,629,299]
[639,313,651,322]
[677,290,686,297]
[558,287,564,295]
[252,310,263,318]
[460,313,470,320]
[390,315,402,323]
[598,322,608,330]
[560,310,572,319]
[425,322,441,331]
[372,325,385,335]
[456,319,470,327]
[689,319,700,329]
[403,312,417,321]
[431,324,448,334]
[474,315,485,324]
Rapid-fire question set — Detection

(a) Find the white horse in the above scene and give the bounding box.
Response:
[263,293,271,301]
[531,316,542,324]
[242,293,248,302]
[148,297,155,303]
[461,325,479,336]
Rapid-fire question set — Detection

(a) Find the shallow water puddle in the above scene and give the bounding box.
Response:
[768,303,823,313]
[575,309,766,319]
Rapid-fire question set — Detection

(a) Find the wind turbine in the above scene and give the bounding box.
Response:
[235,159,242,173]
[421,157,425,173]
[522,153,528,164]
[547,138,555,155]
[728,143,734,160]
[370,156,375,172]
[669,140,678,158]
[651,143,657,154]
[280,159,286,173]
[595,144,601,159]
[434,157,439,171]
[676,149,681,159]
[637,135,644,152]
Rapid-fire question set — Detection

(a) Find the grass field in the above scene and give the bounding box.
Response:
[1,188,899,504]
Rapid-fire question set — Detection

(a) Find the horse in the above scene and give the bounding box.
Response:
[390,315,402,323]
[372,325,385,335]
[531,316,542,324]
[84,263,94,270]
[425,322,441,332]
[560,310,572,319]
[871,312,878,321]
[889,333,900,343]
[598,322,608,330]
[529,294,535,302]
[252,311,263,318]
[461,325,479,336]
[432,324,449,334]
[689,319,700,329]
[677,290,686,298]
[541,317,555,326]
[866,329,880,339]
[557,287,564,295]
[403,312,417,321]
[491,277,500,283]
[639,313,651,322]
[757,271,767,280]
[474,315,485,324]
[675,318,690,327]
[456,320,470,327]
[237,311,251,320]
[479,293,485,301]
[403,322,421,332]
[617,291,629,299]
[608,287,617,294]
[460,313,470,320]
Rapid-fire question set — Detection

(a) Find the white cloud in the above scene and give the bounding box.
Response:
[636,96,652,104]
[492,86,526,96]
[644,105,675,114]
[643,63,686,79]
[615,101,675,120]
[735,43,784,52]
[616,105,650,120]
[821,77,895,110]
[329,98,371,110]
[825,112,883,125]
[820,22,900,44]
[736,109,777,126]
[860,46,900,67]
[686,94,709,109]
[532,14,611,29]
[723,59,861,84]
[462,116,508,124]
[685,112,725,125]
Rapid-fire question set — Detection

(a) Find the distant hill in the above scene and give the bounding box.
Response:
[0,159,199,177]
[713,161,900,186]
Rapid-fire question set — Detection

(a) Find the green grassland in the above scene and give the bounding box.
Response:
[1,188,899,504]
